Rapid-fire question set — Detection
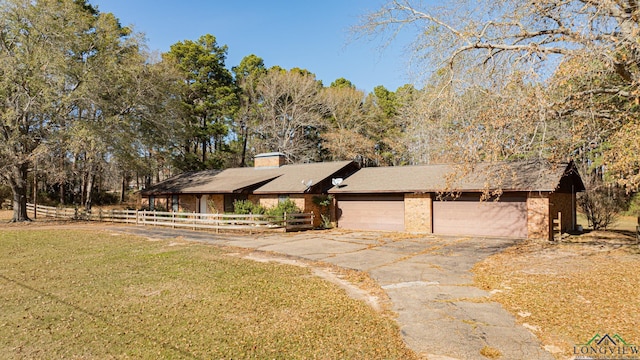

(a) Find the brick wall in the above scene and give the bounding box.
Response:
[252,194,322,227]
[527,195,549,240]
[207,194,224,214]
[254,153,285,168]
[404,193,432,233]
[179,194,198,213]
[549,192,575,233]
[303,194,324,228]
[253,195,278,209]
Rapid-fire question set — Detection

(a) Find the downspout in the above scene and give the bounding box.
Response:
[572,184,576,231]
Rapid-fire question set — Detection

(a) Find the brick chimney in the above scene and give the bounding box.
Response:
[254,152,286,168]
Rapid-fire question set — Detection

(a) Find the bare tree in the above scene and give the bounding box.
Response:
[358,0,640,190]
[319,85,378,165]
[252,68,323,163]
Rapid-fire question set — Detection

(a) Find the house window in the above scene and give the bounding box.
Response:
[172,195,179,212]
[149,196,155,211]
[224,194,248,213]
[278,195,289,204]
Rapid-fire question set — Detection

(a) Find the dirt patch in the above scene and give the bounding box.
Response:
[474,232,640,359]
[0,210,13,221]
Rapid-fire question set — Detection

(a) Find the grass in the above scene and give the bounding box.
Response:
[577,212,639,232]
[474,236,640,359]
[0,229,416,359]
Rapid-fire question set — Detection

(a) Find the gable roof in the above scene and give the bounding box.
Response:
[140,168,281,195]
[140,160,357,196]
[253,161,355,194]
[329,161,584,194]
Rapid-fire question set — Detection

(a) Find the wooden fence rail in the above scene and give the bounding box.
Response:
[26,204,313,232]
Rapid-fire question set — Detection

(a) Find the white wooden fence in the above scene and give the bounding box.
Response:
[26,204,314,232]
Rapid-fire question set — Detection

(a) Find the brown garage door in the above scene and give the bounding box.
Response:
[433,194,528,238]
[337,195,404,231]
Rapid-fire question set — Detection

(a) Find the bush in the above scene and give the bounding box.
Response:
[233,200,266,215]
[93,191,120,206]
[266,199,301,218]
[578,184,626,230]
[625,193,640,217]
[312,195,333,229]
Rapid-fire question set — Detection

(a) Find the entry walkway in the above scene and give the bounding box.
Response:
[109,226,554,360]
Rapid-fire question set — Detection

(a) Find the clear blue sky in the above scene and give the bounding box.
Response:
[89,0,415,93]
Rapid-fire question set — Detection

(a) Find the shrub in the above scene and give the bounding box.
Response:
[233,200,266,215]
[578,184,626,230]
[312,195,333,229]
[266,199,301,218]
[625,193,640,217]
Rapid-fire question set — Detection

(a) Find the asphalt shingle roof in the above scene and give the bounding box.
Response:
[140,161,356,195]
[328,161,584,194]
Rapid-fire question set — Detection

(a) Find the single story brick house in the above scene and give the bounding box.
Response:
[140,153,359,227]
[328,161,584,240]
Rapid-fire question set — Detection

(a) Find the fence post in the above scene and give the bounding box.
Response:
[111,209,114,223]
[552,212,562,241]
[193,212,196,230]
[172,212,175,229]
[636,216,639,247]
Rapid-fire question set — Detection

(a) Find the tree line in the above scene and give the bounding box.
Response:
[359,0,640,227]
[2,0,639,224]
[0,0,414,221]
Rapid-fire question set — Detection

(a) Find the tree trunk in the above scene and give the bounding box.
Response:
[121,174,126,203]
[59,153,65,205]
[59,182,65,205]
[84,163,95,211]
[240,125,248,167]
[202,138,207,165]
[8,163,31,222]
[84,172,96,210]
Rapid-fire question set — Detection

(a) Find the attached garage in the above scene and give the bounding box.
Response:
[330,161,585,240]
[432,194,528,238]
[336,195,404,231]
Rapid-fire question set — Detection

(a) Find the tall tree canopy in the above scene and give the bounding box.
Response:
[0,0,176,220]
[165,34,238,171]
[232,54,267,167]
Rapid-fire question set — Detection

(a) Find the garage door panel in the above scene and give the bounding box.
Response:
[433,196,527,238]
[337,196,404,231]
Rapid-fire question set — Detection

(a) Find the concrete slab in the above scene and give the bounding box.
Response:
[259,238,366,261]
[371,263,473,286]
[322,248,407,271]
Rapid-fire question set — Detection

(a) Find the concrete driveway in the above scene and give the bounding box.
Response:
[109,226,553,360]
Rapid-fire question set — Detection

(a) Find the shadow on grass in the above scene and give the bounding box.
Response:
[0,274,200,359]
[560,229,640,254]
